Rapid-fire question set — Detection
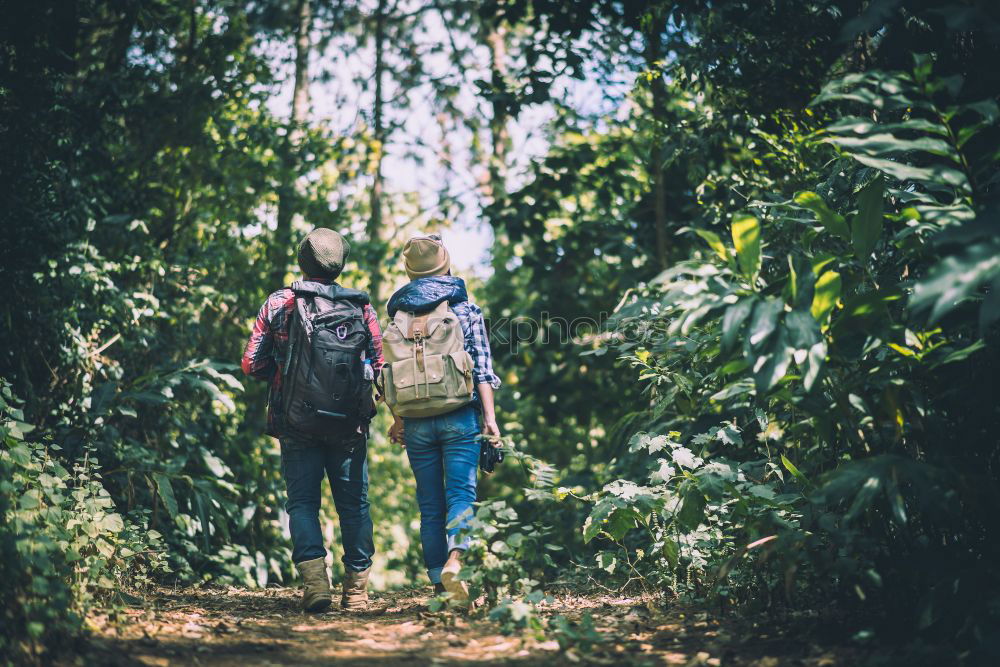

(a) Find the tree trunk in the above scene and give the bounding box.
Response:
[271,0,312,286]
[366,0,387,304]
[290,0,312,130]
[104,2,140,73]
[652,168,668,269]
[644,19,669,270]
[486,21,508,202]
[187,0,197,65]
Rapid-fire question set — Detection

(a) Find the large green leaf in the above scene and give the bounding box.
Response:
[929,340,986,369]
[812,70,919,111]
[90,381,118,416]
[811,271,841,323]
[828,134,957,160]
[662,539,679,569]
[781,455,812,488]
[583,497,617,543]
[956,100,1000,148]
[694,229,729,264]
[605,507,641,540]
[747,298,784,348]
[851,175,884,261]
[731,213,761,278]
[194,491,212,550]
[851,154,968,191]
[152,473,179,520]
[911,240,1000,323]
[710,378,755,402]
[676,488,706,531]
[824,116,948,137]
[99,513,125,534]
[753,328,794,393]
[795,192,849,239]
[784,310,822,350]
[803,341,828,392]
[721,298,756,353]
[201,449,231,478]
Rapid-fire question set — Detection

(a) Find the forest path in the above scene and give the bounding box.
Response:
[84,586,854,666]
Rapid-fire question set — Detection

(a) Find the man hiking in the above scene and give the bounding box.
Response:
[241,228,383,613]
[382,234,502,603]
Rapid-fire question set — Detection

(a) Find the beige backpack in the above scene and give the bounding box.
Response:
[382,300,474,417]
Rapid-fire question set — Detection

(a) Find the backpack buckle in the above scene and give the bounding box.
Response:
[414,337,425,371]
[409,314,429,340]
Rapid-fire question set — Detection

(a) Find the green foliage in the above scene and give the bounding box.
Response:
[482,1,1000,660]
[4,0,1000,662]
[578,52,1000,659]
[1,2,424,652]
[2,380,167,662]
[458,445,565,630]
[732,214,762,279]
[547,613,605,656]
[0,386,77,663]
[583,426,802,598]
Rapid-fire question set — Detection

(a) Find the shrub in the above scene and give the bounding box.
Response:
[1,380,166,664]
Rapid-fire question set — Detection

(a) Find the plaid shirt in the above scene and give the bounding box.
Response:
[450,301,502,389]
[241,285,384,436]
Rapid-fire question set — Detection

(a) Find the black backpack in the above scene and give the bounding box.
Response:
[280,281,374,438]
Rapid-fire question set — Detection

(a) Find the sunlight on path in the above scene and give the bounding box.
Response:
[84,587,854,666]
[85,587,658,665]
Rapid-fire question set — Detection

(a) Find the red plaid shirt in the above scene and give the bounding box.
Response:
[241,284,384,437]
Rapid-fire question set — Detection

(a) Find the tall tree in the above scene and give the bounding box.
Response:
[642,12,669,270]
[366,0,387,304]
[270,0,313,285]
[485,17,508,201]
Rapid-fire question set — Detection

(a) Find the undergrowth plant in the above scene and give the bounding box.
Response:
[1,380,167,664]
[582,55,1000,658]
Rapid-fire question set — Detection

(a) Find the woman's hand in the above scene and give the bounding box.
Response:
[482,416,501,447]
[389,416,405,447]
[477,383,501,447]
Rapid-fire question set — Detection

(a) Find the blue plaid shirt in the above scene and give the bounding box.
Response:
[451,301,501,389]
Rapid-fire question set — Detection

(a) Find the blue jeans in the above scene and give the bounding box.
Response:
[404,404,480,585]
[280,434,374,572]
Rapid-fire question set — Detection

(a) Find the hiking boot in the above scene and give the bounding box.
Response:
[297,557,332,613]
[440,560,469,604]
[341,566,371,610]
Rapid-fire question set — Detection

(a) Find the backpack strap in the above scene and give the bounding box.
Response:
[409,313,430,372]
[290,281,370,305]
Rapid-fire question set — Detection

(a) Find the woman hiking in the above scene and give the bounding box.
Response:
[381,234,502,602]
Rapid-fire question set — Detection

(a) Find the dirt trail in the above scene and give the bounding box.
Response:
[82,586,858,666]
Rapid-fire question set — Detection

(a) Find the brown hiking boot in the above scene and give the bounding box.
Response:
[440,559,469,604]
[341,566,371,610]
[297,557,332,613]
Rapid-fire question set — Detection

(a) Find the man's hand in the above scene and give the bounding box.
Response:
[482,416,501,447]
[389,416,405,447]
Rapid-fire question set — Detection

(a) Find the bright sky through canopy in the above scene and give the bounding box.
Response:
[263,0,631,279]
